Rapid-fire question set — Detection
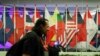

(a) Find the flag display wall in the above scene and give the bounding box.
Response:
[0,4,100,52]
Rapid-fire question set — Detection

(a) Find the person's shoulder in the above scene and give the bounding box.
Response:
[26,31,36,36]
[24,31,38,38]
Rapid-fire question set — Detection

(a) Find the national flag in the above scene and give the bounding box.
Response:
[60,8,70,48]
[77,12,86,41]
[14,7,24,29]
[90,11,100,48]
[69,11,86,48]
[66,8,73,20]
[66,8,76,28]
[15,7,24,40]
[0,6,14,46]
[66,7,79,48]
[0,15,3,29]
[0,7,3,30]
[26,13,32,22]
[57,13,65,48]
[25,9,33,32]
[44,6,52,45]
[7,7,14,44]
[46,6,59,47]
[58,8,68,46]
[8,7,24,44]
[58,9,67,45]
[5,11,14,44]
[90,33,100,48]
[57,14,65,39]
[84,9,98,44]
[0,6,4,45]
[61,8,78,48]
[32,5,41,23]
[44,6,51,20]
[61,29,78,48]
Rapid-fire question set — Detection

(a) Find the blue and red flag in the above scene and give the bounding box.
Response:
[0,6,4,45]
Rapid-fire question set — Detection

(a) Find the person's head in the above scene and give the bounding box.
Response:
[32,18,49,35]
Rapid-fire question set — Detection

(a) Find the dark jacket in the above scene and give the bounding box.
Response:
[6,31,44,56]
[48,45,60,56]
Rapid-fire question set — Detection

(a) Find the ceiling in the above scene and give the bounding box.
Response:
[0,0,100,15]
[0,0,99,6]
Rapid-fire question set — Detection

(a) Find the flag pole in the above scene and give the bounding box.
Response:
[65,4,67,51]
[62,4,69,49]
[86,0,88,52]
[14,4,16,43]
[3,4,6,50]
[44,4,47,45]
[96,5,99,29]
[33,0,36,24]
[96,5,99,51]
[56,4,58,43]
[44,4,47,46]
[53,4,58,45]
[24,4,26,34]
[75,4,78,52]
[65,0,68,51]
[64,5,70,48]
[76,4,78,31]
[34,3,36,23]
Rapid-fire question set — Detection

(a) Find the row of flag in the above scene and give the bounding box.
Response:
[0,5,100,51]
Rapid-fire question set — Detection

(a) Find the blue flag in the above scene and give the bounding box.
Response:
[90,33,100,48]
[77,12,84,24]
[0,7,4,45]
[0,8,4,44]
[5,11,14,45]
[26,10,32,22]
